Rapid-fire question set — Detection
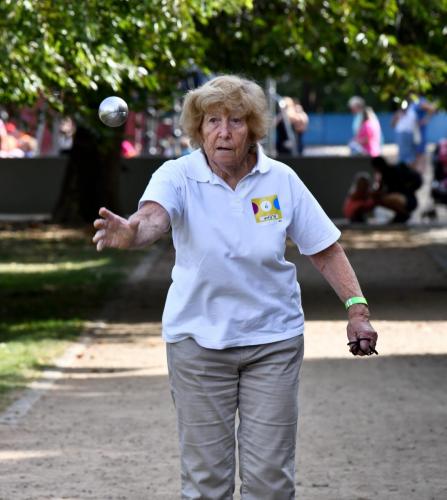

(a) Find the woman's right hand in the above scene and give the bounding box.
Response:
[92,207,139,252]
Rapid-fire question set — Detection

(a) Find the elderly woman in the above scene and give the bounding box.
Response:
[93,75,378,500]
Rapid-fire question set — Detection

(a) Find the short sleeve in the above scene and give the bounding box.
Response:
[286,172,341,255]
[138,160,185,226]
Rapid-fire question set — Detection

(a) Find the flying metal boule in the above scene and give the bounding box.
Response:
[98,96,129,127]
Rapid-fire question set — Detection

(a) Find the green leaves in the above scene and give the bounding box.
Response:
[1,0,446,115]
[0,0,248,119]
[196,0,447,107]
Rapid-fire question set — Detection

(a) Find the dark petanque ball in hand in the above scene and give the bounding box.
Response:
[98,96,129,127]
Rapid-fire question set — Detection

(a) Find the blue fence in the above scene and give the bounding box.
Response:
[304,111,447,146]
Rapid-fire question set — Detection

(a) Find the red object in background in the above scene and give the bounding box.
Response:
[343,196,376,220]
[121,140,137,158]
[123,111,145,156]
[155,119,172,140]
[5,122,17,134]
[9,100,146,156]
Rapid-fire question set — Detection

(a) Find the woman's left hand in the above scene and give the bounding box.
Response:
[346,310,378,356]
[307,243,379,356]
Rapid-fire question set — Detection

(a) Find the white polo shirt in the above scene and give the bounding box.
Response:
[139,146,340,349]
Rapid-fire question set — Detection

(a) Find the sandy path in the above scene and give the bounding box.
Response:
[1,229,446,500]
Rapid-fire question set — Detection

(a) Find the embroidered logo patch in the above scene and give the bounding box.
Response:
[251,195,282,223]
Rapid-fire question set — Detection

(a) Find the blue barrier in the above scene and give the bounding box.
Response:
[304,112,447,145]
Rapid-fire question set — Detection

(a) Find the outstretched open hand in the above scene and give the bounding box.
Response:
[92,207,139,252]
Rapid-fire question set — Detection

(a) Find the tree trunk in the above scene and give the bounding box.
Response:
[52,125,123,224]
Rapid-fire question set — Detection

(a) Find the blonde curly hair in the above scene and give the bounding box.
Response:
[180,75,269,148]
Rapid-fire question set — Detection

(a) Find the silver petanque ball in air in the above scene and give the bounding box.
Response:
[98,96,129,127]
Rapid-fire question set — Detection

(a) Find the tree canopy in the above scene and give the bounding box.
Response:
[0,0,251,122]
[199,0,447,110]
[0,0,446,115]
[1,0,446,222]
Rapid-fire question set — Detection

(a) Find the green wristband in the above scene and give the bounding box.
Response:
[345,296,368,310]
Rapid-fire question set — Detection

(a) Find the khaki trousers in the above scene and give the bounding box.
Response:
[166,335,305,500]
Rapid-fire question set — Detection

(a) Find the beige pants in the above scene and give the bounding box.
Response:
[167,335,305,500]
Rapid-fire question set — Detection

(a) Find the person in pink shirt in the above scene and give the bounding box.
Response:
[350,107,382,157]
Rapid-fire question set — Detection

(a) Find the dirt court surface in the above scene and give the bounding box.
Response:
[1,227,446,500]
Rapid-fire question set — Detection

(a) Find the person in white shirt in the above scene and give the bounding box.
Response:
[93,75,378,500]
[348,95,365,138]
[393,102,419,167]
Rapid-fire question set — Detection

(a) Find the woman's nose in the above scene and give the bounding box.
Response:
[217,120,231,137]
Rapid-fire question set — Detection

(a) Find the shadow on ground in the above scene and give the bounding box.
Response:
[1,226,446,500]
[1,354,446,499]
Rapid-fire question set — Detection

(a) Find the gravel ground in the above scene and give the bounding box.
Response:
[1,227,446,500]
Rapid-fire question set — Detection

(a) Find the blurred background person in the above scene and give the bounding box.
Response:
[276,96,308,156]
[348,95,365,137]
[57,117,76,154]
[179,135,193,156]
[0,121,25,157]
[392,98,422,169]
[427,137,447,214]
[349,106,382,157]
[343,172,376,223]
[0,116,7,152]
[16,126,37,157]
[121,139,138,158]
[411,95,437,172]
[0,120,37,157]
[371,156,422,223]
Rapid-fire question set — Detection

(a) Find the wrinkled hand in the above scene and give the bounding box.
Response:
[92,207,139,251]
[346,310,378,356]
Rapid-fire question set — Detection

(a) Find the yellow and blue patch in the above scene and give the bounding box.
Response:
[251,195,282,223]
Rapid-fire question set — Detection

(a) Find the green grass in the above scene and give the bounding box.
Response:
[0,225,145,410]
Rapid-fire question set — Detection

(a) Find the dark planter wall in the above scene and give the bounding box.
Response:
[119,155,374,218]
[0,157,69,214]
[0,155,374,219]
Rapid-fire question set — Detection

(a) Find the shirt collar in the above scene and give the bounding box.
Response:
[185,144,271,183]
[251,144,271,174]
[185,149,213,182]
